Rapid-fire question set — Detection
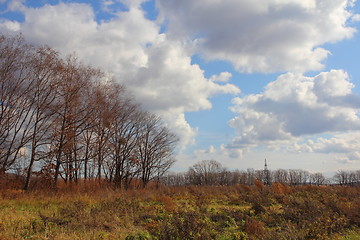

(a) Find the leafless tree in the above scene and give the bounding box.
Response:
[288,169,310,185]
[0,34,35,173]
[49,56,102,188]
[334,170,354,185]
[0,34,179,190]
[310,172,327,185]
[23,47,61,191]
[109,97,144,189]
[272,169,289,183]
[137,114,178,188]
[188,160,225,185]
[90,80,120,182]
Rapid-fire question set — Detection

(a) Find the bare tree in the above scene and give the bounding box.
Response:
[137,114,178,188]
[0,34,179,190]
[108,94,143,189]
[310,172,327,185]
[288,169,310,185]
[23,47,61,191]
[355,170,360,184]
[90,80,120,182]
[272,169,289,183]
[231,170,248,185]
[50,56,101,188]
[0,34,35,173]
[334,170,347,185]
[188,160,225,185]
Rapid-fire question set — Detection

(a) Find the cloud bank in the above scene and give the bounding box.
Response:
[227,70,360,161]
[158,0,356,73]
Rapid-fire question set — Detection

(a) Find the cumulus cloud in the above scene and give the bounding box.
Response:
[0,20,20,31]
[301,133,360,158]
[228,70,360,152]
[190,143,249,169]
[133,36,240,113]
[352,14,360,21]
[0,1,239,148]
[156,111,197,149]
[101,0,115,12]
[7,0,26,12]
[210,72,232,83]
[283,132,360,163]
[157,0,356,73]
[194,145,216,155]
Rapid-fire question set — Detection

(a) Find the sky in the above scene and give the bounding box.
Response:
[1,0,360,175]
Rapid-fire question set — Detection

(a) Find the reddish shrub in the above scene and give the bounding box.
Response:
[245,218,265,237]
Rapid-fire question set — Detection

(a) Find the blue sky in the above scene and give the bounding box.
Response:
[1,0,360,175]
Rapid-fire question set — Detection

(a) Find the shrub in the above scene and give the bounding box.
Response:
[245,218,265,237]
[149,211,214,240]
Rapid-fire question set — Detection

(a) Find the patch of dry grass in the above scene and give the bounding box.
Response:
[0,183,359,239]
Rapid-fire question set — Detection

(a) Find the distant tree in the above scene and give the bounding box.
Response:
[288,169,310,185]
[333,170,360,185]
[334,170,349,185]
[188,160,225,185]
[272,169,289,183]
[161,172,189,186]
[310,172,327,185]
[355,170,360,183]
[246,168,256,185]
[228,170,243,185]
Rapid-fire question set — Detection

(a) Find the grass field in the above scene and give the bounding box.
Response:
[0,183,359,239]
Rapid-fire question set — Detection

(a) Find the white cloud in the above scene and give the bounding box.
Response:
[7,0,26,12]
[313,70,354,97]
[133,36,240,113]
[352,14,360,21]
[0,20,21,31]
[101,0,115,13]
[194,145,216,155]
[156,111,197,149]
[210,72,232,83]
[228,70,360,153]
[172,141,251,170]
[0,1,240,149]
[157,0,356,73]
[301,132,360,160]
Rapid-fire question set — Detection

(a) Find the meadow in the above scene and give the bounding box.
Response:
[0,180,359,240]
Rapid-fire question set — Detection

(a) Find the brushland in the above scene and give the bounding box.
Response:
[0,179,359,240]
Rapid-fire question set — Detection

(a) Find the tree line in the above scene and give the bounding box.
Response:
[0,34,178,190]
[162,160,360,186]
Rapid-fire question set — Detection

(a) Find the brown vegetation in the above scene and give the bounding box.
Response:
[0,181,359,239]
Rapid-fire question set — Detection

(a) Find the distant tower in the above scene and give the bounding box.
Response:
[264,158,268,170]
[264,159,271,185]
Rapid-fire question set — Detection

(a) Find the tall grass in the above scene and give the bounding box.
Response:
[0,179,359,239]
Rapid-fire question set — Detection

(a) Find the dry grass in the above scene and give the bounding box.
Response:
[0,181,359,239]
